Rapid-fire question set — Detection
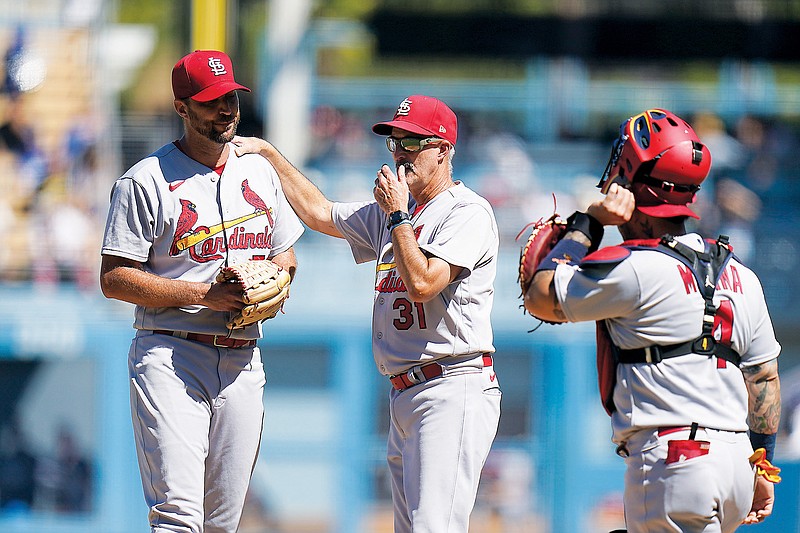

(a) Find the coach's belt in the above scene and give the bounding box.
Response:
[153,330,257,349]
[389,354,493,391]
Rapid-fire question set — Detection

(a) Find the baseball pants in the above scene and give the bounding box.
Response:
[387,358,501,533]
[129,331,266,533]
[622,426,756,533]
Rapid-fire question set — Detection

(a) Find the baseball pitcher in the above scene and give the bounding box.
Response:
[100,50,304,533]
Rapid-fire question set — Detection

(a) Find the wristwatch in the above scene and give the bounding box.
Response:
[386,210,410,229]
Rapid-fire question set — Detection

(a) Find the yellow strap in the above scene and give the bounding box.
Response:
[749,448,782,483]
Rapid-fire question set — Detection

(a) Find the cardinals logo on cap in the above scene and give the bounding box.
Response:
[396,98,412,117]
[371,94,458,145]
[208,57,227,76]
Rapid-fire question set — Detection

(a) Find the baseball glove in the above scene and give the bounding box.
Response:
[216,260,292,329]
[516,213,568,297]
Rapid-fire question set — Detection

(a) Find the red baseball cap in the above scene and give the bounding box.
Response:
[172,50,250,102]
[372,95,458,145]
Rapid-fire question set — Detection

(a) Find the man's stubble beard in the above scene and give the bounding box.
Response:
[187,108,241,144]
[212,115,240,143]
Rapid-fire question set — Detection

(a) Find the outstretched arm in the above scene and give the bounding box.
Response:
[233,137,342,238]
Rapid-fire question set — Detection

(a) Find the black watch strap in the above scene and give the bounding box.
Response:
[387,210,410,229]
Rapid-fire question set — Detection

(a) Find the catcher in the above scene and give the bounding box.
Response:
[520,109,782,532]
[100,50,304,533]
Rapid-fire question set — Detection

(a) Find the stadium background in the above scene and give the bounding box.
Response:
[1,1,799,531]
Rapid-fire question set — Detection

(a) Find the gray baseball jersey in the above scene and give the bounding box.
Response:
[331,181,498,376]
[553,233,780,443]
[332,180,500,533]
[102,141,303,532]
[102,142,304,338]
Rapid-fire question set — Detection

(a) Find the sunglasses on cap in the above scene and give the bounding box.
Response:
[386,136,442,153]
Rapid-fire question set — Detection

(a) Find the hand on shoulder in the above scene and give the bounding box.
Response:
[232,136,272,158]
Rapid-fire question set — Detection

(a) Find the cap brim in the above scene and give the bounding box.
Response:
[637,203,700,220]
[372,120,436,138]
[191,82,251,102]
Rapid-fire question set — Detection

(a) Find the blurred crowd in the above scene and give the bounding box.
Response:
[0,420,92,514]
[304,104,800,264]
[3,21,800,288]
[0,27,103,288]
[3,76,800,285]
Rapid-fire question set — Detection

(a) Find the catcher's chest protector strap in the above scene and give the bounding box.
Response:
[614,235,741,366]
[595,235,740,416]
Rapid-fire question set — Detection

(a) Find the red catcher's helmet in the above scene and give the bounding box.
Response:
[598,109,712,219]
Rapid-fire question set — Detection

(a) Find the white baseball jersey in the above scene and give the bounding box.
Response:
[553,233,781,444]
[331,181,498,376]
[101,142,304,338]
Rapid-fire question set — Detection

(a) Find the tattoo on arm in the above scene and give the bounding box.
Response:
[743,362,781,434]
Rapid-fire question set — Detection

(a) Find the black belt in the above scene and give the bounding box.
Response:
[617,340,740,365]
[153,330,257,349]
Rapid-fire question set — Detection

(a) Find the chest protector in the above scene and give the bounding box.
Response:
[592,234,740,416]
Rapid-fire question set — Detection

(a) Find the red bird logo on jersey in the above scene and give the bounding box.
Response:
[242,179,275,226]
[169,181,278,262]
[170,199,198,256]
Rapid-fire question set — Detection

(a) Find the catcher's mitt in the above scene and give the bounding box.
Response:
[216,260,292,329]
[516,214,568,297]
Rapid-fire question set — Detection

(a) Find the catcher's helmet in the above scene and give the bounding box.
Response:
[598,109,711,219]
